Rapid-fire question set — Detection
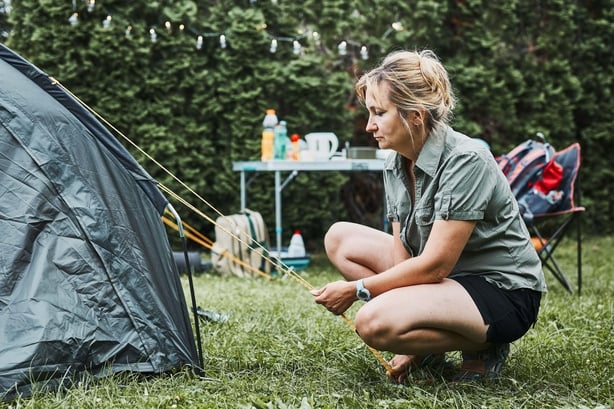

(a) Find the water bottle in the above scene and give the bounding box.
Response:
[287,230,306,257]
[261,109,278,162]
[274,120,288,160]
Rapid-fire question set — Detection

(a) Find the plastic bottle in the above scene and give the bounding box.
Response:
[290,133,300,161]
[287,230,306,257]
[274,120,288,160]
[261,109,278,162]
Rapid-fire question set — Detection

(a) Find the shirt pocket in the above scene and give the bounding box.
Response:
[415,201,435,227]
[412,202,435,252]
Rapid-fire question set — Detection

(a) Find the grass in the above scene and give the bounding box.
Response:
[3,236,613,408]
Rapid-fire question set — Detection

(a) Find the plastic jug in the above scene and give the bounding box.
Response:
[287,230,306,257]
[304,132,339,160]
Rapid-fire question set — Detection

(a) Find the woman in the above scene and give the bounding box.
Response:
[311,50,546,383]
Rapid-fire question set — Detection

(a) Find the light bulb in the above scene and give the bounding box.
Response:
[392,21,403,31]
[125,25,132,37]
[293,40,301,55]
[270,39,277,53]
[102,15,111,29]
[312,31,321,47]
[68,12,79,26]
[360,45,368,60]
[150,28,157,43]
[338,41,347,56]
[196,35,203,50]
[165,21,171,31]
[219,34,227,49]
[87,0,95,12]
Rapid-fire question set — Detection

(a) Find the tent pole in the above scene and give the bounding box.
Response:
[167,204,205,374]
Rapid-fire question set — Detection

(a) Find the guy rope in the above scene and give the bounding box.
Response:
[56,80,393,374]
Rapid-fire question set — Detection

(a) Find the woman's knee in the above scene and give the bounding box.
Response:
[354,304,391,350]
[324,221,353,257]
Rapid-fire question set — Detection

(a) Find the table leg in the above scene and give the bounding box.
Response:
[240,170,246,210]
[275,171,282,256]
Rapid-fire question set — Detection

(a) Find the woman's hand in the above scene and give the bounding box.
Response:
[310,280,357,315]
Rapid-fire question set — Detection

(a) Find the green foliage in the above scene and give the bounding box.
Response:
[3,0,613,245]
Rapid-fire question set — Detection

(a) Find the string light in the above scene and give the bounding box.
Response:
[68,12,79,26]
[360,45,368,60]
[292,40,301,55]
[58,2,406,60]
[102,15,111,29]
[382,21,404,38]
[269,38,278,53]
[312,31,321,47]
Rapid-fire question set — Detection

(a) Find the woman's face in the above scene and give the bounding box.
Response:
[364,82,412,153]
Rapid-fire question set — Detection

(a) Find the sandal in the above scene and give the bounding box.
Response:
[454,343,510,381]
[387,353,449,383]
[415,353,449,370]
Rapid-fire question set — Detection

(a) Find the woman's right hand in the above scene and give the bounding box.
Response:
[310,280,356,315]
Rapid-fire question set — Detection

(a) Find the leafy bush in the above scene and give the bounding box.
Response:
[4,0,613,249]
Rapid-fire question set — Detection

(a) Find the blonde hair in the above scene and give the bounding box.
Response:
[356,50,456,131]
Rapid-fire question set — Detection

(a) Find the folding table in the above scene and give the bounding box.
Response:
[232,159,385,255]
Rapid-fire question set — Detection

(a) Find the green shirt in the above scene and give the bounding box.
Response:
[383,125,546,292]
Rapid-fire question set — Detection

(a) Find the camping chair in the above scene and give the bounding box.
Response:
[516,143,585,294]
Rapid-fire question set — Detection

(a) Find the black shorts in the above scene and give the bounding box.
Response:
[451,275,542,344]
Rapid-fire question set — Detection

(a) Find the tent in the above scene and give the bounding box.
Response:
[0,44,199,399]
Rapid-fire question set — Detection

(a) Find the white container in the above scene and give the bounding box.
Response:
[304,132,339,160]
[287,230,306,257]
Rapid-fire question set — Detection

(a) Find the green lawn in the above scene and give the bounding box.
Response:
[5,236,613,408]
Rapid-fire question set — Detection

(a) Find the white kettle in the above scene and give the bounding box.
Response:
[304,132,339,160]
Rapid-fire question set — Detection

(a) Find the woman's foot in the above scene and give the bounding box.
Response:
[386,353,447,383]
[454,343,510,381]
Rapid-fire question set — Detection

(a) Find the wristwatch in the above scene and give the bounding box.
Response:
[355,279,371,302]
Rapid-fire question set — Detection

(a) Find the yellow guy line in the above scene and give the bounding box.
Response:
[56,81,392,374]
[159,186,392,373]
[161,213,271,280]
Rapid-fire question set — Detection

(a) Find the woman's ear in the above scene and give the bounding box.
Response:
[409,110,425,127]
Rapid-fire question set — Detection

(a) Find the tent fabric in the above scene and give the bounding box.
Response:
[0,44,168,214]
[0,44,198,398]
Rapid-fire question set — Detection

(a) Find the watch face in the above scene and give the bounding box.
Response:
[356,280,371,301]
[358,288,370,301]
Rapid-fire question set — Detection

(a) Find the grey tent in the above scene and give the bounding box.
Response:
[0,44,199,399]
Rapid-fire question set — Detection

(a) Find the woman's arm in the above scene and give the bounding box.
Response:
[391,221,411,264]
[363,218,476,297]
[312,218,476,315]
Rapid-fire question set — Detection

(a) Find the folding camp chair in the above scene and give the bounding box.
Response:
[517,143,585,294]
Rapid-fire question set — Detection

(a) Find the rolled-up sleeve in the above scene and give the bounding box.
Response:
[435,152,496,221]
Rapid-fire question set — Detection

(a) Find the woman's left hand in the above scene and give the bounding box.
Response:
[310,280,357,315]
